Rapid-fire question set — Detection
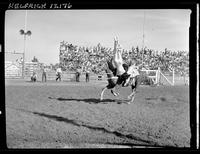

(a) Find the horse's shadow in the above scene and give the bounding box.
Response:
[48,97,122,104]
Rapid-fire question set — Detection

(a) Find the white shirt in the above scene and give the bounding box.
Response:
[43,68,47,73]
[56,68,62,73]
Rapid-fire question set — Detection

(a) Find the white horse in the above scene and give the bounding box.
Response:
[100,38,140,104]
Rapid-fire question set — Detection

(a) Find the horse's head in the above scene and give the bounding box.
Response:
[123,65,140,87]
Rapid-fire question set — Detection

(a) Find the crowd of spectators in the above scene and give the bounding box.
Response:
[59,42,189,76]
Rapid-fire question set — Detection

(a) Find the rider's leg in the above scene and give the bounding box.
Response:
[113,38,125,76]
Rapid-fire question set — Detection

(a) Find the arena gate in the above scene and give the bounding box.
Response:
[5,61,22,79]
[140,69,160,85]
[5,51,24,79]
[5,51,40,79]
[140,67,175,86]
[158,68,175,86]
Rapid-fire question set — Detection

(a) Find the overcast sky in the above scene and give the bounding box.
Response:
[5,9,191,65]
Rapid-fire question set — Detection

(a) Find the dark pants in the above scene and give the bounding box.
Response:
[56,73,61,81]
[86,73,89,82]
[31,76,36,82]
[76,72,80,82]
[42,72,47,82]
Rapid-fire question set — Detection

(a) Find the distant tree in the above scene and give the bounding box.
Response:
[136,46,139,53]
[32,56,39,62]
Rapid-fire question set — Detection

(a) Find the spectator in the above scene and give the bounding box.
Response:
[85,70,90,82]
[31,71,37,82]
[42,66,47,82]
[76,68,81,82]
[56,66,62,81]
[59,42,189,76]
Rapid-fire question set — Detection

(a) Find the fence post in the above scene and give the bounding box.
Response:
[157,67,160,86]
[172,68,175,86]
[155,70,158,84]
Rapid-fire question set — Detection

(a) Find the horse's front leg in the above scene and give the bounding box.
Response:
[126,88,136,104]
[127,91,134,99]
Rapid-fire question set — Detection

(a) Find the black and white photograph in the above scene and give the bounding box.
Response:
[1,1,199,150]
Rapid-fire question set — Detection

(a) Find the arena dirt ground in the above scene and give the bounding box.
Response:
[5,79,190,148]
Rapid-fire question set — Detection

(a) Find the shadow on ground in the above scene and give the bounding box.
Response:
[48,96,124,104]
[12,107,163,148]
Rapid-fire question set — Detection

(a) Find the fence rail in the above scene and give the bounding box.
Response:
[5,64,188,85]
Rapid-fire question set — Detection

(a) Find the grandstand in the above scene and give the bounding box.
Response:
[58,41,189,85]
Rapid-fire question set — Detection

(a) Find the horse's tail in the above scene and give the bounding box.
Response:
[105,69,113,78]
[105,66,118,89]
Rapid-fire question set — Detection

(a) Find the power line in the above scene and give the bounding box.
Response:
[5,51,23,55]
[25,10,27,32]
[142,11,146,67]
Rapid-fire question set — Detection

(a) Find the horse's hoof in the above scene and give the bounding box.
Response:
[111,90,119,97]
[113,92,119,96]
[125,101,131,105]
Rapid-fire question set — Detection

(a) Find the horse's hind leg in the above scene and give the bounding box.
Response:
[101,86,119,101]
[100,87,107,101]
[111,87,119,96]
[113,84,121,96]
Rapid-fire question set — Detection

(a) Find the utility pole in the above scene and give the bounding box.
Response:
[20,10,31,78]
[142,11,146,68]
